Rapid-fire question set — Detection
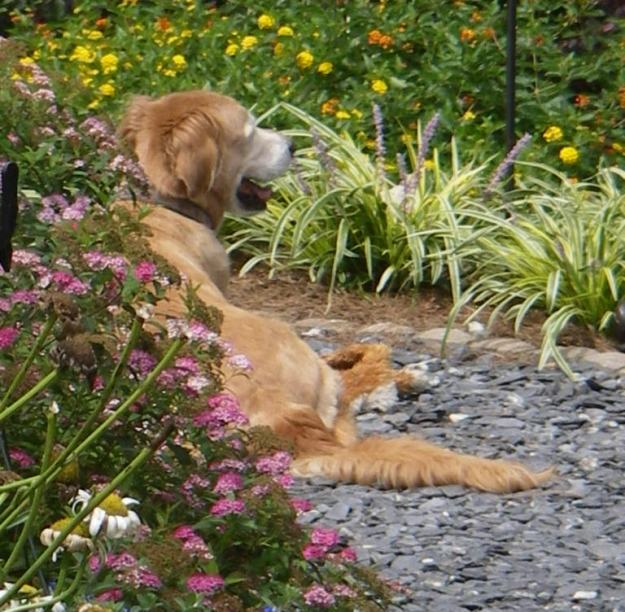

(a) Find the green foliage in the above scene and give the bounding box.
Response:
[225,103,489,299]
[452,165,625,375]
[0,41,387,610]
[4,0,625,177]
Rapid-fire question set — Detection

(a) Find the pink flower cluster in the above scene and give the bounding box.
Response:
[9,446,35,468]
[210,498,245,517]
[128,349,157,378]
[255,450,292,476]
[172,525,213,561]
[213,472,244,494]
[303,585,336,608]
[192,392,249,438]
[186,572,224,595]
[38,193,90,224]
[83,250,128,279]
[134,260,157,283]
[42,270,89,295]
[303,527,347,562]
[181,474,211,509]
[0,326,19,350]
[102,551,162,590]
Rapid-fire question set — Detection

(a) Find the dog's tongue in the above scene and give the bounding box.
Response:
[237,178,273,211]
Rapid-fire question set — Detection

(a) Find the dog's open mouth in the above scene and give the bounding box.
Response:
[236,178,273,212]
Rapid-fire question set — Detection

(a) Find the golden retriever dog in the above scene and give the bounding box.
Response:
[117,90,553,493]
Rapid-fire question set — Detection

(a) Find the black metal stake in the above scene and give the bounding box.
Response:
[504,0,518,189]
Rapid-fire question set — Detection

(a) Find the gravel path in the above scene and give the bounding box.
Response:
[292,335,625,611]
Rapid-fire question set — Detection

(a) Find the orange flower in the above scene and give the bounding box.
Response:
[321,98,339,115]
[574,94,590,108]
[378,34,393,49]
[482,27,496,40]
[470,10,482,22]
[368,29,382,45]
[460,27,476,43]
[156,16,171,31]
[618,87,625,109]
[95,17,108,29]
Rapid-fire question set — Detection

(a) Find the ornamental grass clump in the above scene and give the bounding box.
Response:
[225,103,488,299]
[451,164,625,376]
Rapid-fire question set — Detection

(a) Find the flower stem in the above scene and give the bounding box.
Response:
[0,421,174,605]
[0,315,57,413]
[0,409,55,582]
[0,369,59,426]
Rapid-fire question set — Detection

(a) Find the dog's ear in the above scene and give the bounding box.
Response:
[117,95,153,150]
[169,114,220,201]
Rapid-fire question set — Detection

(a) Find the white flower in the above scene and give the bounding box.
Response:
[71,489,142,539]
[40,519,93,562]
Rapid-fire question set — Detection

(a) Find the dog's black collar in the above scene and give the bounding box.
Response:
[155,193,214,229]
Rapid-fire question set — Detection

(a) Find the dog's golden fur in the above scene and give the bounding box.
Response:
[117,90,553,493]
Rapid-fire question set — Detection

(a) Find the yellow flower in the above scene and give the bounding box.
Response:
[241,35,258,49]
[86,29,103,40]
[543,126,563,143]
[98,83,115,96]
[400,133,414,145]
[424,159,435,170]
[257,14,275,29]
[273,42,284,56]
[181,29,193,38]
[70,45,95,63]
[317,61,333,75]
[462,110,476,121]
[225,43,239,56]
[100,53,118,74]
[559,146,579,165]
[19,56,35,66]
[351,109,363,119]
[162,69,176,77]
[296,50,314,69]
[613,142,624,154]
[172,54,187,70]
[370,79,388,94]
[335,110,351,120]
[277,25,294,37]
[82,76,94,86]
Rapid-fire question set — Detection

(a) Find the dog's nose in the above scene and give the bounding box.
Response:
[288,139,296,156]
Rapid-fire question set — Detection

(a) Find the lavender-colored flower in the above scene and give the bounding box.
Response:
[50,270,89,295]
[209,498,245,516]
[183,375,212,395]
[484,132,532,198]
[255,450,292,475]
[250,483,270,497]
[128,349,157,377]
[10,289,39,305]
[228,353,253,372]
[209,458,247,473]
[175,356,201,375]
[131,566,162,589]
[0,298,10,312]
[213,472,244,494]
[0,326,19,349]
[12,249,42,267]
[186,573,224,595]
[33,88,56,103]
[372,102,386,180]
[303,585,336,608]
[186,320,218,344]
[61,195,89,221]
[405,112,441,199]
[310,128,337,179]
[334,584,357,598]
[193,392,249,429]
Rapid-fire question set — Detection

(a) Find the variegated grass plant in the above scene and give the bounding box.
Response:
[450,164,625,377]
[224,103,488,302]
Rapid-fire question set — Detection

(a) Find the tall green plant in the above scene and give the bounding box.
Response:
[224,103,488,300]
[451,164,625,375]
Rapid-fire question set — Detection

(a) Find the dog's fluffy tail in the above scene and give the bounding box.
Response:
[291,436,554,493]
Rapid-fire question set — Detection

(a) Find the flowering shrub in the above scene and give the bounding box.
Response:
[0,42,389,609]
[4,0,625,179]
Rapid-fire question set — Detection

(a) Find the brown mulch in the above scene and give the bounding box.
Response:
[226,259,615,354]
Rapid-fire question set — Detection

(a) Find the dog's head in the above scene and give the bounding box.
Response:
[118,90,293,227]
